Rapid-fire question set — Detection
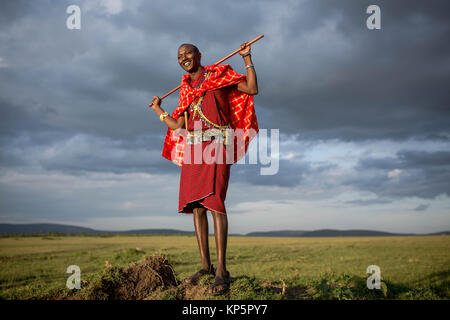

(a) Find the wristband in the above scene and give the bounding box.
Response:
[245,64,254,69]
[159,112,169,121]
[241,52,251,57]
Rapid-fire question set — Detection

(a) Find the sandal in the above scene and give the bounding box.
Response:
[183,265,215,285]
[208,271,231,296]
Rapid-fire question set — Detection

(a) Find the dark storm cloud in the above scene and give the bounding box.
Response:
[357,150,450,171]
[1,0,449,189]
[37,136,179,175]
[230,159,339,189]
[231,159,307,188]
[348,150,450,199]
[2,0,449,140]
[345,198,393,206]
[259,0,450,140]
[413,204,429,212]
[0,131,181,175]
[0,0,34,28]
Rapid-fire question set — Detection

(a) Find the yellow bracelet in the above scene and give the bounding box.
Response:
[159,112,169,121]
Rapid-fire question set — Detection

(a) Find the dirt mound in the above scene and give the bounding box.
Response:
[85,255,179,300]
[146,276,215,300]
[41,254,215,300]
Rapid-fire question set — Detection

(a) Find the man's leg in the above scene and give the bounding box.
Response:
[208,211,230,294]
[211,211,228,277]
[193,207,211,270]
[183,206,214,284]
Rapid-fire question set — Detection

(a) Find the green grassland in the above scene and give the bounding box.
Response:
[0,235,449,300]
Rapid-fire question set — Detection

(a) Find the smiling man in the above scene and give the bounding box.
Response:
[149,42,259,295]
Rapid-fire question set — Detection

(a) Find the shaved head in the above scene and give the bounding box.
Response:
[178,43,200,55]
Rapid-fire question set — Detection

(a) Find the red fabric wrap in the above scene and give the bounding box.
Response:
[161,64,259,166]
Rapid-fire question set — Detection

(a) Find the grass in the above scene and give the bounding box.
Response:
[0,234,449,299]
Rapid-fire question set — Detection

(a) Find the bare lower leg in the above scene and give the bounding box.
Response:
[212,211,228,277]
[193,207,211,270]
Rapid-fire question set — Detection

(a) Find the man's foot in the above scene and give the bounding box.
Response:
[207,271,231,296]
[183,265,215,285]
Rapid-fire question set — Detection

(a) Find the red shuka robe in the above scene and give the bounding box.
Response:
[161,64,258,214]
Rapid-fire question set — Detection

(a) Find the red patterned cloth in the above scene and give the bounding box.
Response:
[178,150,231,214]
[161,64,259,167]
[178,67,233,214]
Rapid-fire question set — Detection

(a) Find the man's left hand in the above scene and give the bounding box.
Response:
[239,42,251,56]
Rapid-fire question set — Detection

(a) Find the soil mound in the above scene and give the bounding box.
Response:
[42,254,215,300]
[87,255,179,300]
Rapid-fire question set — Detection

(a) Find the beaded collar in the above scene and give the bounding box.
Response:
[188,67,207,89]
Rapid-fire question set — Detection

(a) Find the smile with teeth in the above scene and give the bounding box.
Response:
[183,61,191,67]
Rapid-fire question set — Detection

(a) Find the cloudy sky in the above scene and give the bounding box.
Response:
[1,0,449,234]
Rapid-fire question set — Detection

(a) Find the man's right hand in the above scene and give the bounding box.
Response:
[149,96,161,110]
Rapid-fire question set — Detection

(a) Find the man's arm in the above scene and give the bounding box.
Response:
[149,96,185,130]
[236,43,258,95]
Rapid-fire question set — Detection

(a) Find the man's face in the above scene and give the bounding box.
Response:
[178,45,201,73]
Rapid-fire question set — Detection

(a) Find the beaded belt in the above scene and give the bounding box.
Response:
[186,127,233,145]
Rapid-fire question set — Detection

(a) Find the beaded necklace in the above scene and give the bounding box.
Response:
[189,69,228,130]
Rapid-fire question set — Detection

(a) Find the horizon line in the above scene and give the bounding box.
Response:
[0,222,448,236]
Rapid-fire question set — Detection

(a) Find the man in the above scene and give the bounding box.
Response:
[149,42,258,295]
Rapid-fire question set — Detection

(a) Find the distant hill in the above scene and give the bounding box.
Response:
[0,223,194,236]
[246,230,309,237]
[246,229,450,237]
[0,223,448,237]
[247,229,408,237]
[0,223,101,235]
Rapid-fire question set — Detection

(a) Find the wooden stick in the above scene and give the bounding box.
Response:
[159,34,264,100]
[184,111,188,129]
[214,34,264,66]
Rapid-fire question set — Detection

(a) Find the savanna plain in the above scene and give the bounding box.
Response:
[0,234,448,300]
